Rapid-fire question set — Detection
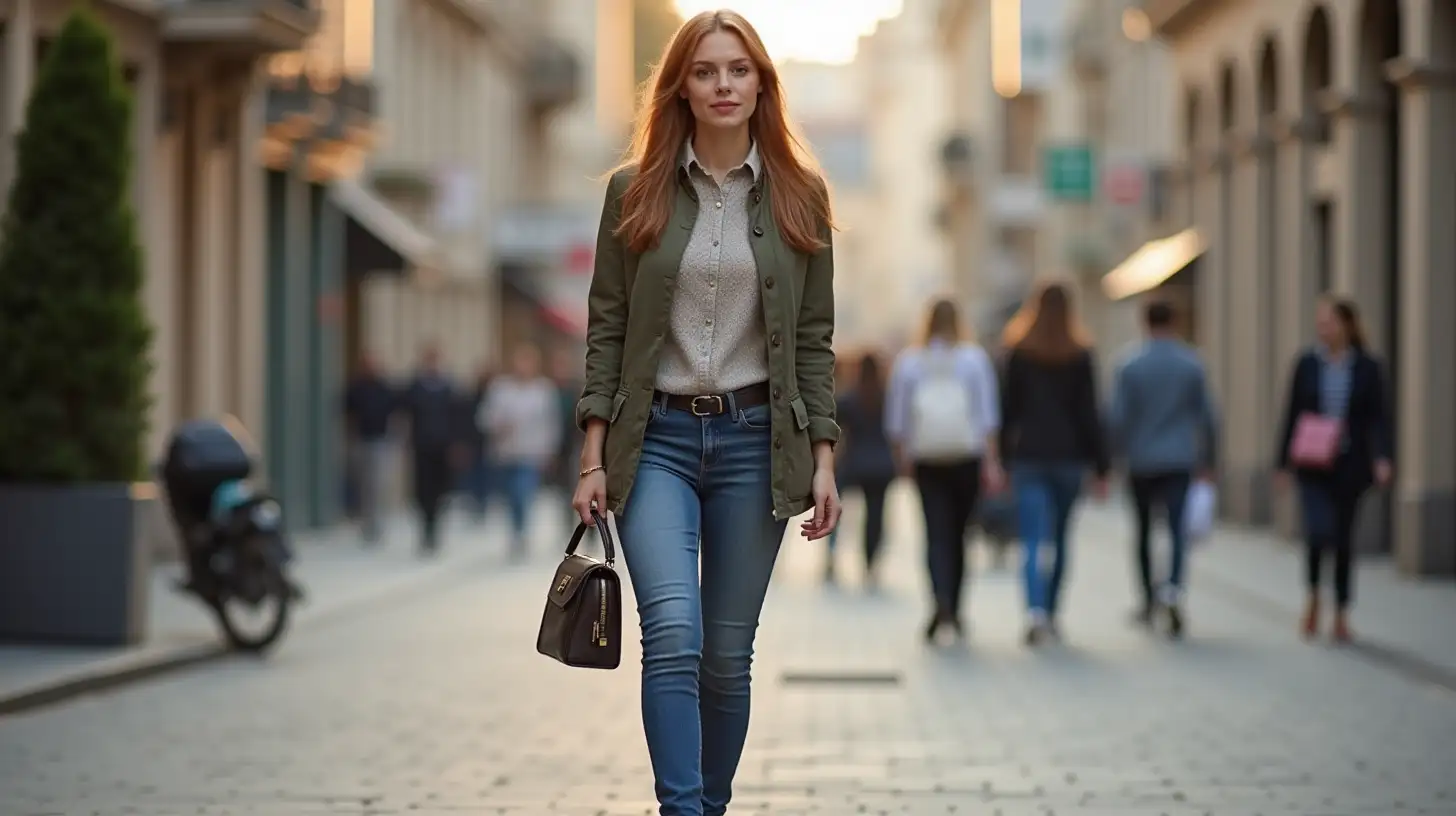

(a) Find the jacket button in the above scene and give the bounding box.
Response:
[771,333,781,346]
[773,388,782,400]
[773,436,782,450]
[753,226,764,237]
[765,277,775,289]
[753,193,761,203]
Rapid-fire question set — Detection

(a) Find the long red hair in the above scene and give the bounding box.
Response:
[612,10,833,254]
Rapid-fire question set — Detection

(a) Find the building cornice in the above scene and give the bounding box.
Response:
[1143,0,1223,41]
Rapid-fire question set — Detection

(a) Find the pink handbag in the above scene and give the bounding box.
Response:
[1288,412,1343,469]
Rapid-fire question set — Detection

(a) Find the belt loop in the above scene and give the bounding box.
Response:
[725,388,739,419]
[656,390,667,413]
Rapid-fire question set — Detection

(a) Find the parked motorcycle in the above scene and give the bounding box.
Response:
[157,417,302,652]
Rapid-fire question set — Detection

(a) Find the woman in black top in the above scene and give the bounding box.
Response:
[999,282,1110,645]
[1275,296,1392,643]
[833,352,898,586]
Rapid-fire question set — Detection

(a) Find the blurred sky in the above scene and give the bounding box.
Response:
[673,0,905,64]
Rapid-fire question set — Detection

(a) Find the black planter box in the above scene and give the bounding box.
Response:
[0,483,157,646]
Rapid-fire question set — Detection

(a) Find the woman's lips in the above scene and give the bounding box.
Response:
[711,102,740,112]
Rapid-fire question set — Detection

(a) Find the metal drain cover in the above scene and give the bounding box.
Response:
[779,670,903,686]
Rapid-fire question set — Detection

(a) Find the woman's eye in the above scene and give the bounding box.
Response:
[697,69,714,79]
[732,66,749,76]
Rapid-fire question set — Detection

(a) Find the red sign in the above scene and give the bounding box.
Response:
[1103,165,1145,206]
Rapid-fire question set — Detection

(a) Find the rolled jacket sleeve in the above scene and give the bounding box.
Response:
[796,212,840,445]
[575,172,630,431]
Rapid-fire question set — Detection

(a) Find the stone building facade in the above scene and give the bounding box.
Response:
[1147,0,1455,575]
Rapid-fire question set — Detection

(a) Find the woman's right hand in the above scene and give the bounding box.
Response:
[572,468,607,526]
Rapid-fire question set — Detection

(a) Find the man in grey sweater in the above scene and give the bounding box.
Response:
[1107,299,1219,638]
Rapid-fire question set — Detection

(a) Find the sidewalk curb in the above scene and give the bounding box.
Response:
[0,550,499,718]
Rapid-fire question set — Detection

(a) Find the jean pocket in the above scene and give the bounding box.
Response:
[735,402,772,430]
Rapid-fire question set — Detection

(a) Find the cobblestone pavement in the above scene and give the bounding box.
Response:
[2,486,1454,815]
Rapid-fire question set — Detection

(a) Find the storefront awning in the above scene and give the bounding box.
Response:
[1101,227,1204,301]
[330,177,439,278]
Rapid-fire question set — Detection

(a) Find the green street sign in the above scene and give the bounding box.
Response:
[1044,145,1095,201]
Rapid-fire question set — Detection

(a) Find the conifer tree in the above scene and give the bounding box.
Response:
[0,7,152,482]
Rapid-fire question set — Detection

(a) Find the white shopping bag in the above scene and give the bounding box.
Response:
[1184,479,1217,546]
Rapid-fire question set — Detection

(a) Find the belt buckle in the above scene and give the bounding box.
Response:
[690,395,723,416]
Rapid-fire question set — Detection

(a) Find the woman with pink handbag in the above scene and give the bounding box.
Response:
[1274,296,1393,643]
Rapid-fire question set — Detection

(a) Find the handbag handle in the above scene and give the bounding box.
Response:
[565,508,616,566]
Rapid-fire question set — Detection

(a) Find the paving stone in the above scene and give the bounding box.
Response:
[1,487,1453,814]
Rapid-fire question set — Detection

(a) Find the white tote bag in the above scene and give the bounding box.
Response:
[1183,480,1217,546]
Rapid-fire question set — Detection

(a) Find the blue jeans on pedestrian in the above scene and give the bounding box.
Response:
[1012,461,1085,619]
[499,461,540,542]
[616,393,787,816]
[462,453,495,520]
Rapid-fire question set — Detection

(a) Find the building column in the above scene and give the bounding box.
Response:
[1327,92,1397,553]
[234,63,267,446]
[1270,115,1317,538]
[1,0,35,193]
[1223,131,1270,524]
[1197,149,1231,489]
[1389,58,1456,576]
[187,82,226,415]
[131,53,171,458]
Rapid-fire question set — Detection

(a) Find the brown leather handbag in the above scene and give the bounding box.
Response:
[536,510,622,670]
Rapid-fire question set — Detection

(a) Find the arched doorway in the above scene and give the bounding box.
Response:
[1354,0,1403,554]
[1302,5,1334,304]
[1255,39,1279,517]
[1214,61,1238,414]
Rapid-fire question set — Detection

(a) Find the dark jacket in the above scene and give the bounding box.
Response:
[1276,347,1390,491]
[999,347,1109,476]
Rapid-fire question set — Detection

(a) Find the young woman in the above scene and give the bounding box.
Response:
[570,11,841,814]
[833,352,898,586]
[1275,295,1392,643]
[999,282,1109,645]
[886,299,1003,642]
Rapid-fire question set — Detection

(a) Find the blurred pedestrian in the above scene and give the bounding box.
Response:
[886,299,1003,643]
[343,352,397,543]
[400,344,460,555]
[833,351,897,587]
[822,355,855,581]
[1275,295,1392,643]
[999,281,1109,645]
[480,343,560,559]
[1107,298,1219,638]
[550,346,586,529]
[571,10,841,813]
[459,363,496,522]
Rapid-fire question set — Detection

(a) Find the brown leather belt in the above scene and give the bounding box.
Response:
[657,382,771,416]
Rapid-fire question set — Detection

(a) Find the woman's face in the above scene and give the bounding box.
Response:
[681,30,760,133]
[1315,302,1345,348]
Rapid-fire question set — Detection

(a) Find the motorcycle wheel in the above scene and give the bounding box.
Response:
[212,554,292,653]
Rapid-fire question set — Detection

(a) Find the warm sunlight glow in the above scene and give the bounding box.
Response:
[672,0,904,65]
[991,0,1022,98]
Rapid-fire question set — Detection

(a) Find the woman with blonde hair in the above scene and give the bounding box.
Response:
[999,281,1109,645]
[886,298,1003,642]
[570,10,841,813]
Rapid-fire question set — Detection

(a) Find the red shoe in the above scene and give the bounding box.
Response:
[1301,596,1320,640]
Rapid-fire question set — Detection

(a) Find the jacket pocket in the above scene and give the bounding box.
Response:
[789,395,810,431]
[610,389,630,423]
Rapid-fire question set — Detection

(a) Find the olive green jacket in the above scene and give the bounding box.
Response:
[575,166,840,520]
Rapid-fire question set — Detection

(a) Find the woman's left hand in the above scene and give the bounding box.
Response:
[801,468,841,540]
[1374,458,1393,487]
